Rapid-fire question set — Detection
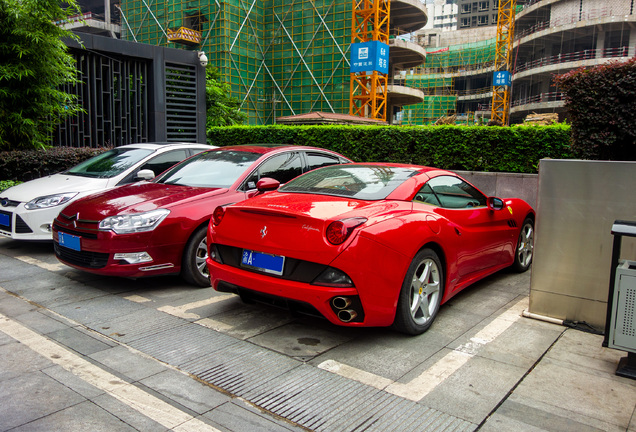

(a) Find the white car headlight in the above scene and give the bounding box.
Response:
[99,209,170,234]
[24,192,78,210]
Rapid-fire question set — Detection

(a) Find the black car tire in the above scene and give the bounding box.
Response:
[181,225,211,287]
[393,248,444,335]
[512,217,534,273]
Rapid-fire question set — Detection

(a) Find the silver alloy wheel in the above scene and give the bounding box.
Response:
[409,258,441,326]
[195,236,209,279]
[517,222,534,268]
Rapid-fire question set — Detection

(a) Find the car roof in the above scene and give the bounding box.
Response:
[118,142,212,150]
[211,144,347,157]
[341,162,453,176]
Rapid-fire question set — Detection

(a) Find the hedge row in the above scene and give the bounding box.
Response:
[207,124,573,173]
[0,147,107,182]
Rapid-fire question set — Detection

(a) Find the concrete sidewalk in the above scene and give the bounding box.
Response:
[1,286,635,432]
[0,240,635,431]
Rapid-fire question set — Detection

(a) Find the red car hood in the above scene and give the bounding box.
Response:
[212,192,412,265]
[60,182,229,219]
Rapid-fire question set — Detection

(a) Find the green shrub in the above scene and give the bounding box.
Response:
[208,124,572,173]
[0,147,107,181]
[0,180,21,192]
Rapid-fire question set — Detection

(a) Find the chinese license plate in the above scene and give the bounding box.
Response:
[58,232,81,251]
[241,249,284,276]
[0,212,10,228]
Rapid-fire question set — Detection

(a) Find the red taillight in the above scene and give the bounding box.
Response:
[326,217,367,245]
[212,206,225,226]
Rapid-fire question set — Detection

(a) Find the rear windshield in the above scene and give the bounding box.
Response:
[280,165,418,200]
[67,148,154,178]
[156,150,261,188]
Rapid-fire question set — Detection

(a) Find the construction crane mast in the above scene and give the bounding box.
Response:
[349,0,391,121]
[491,0,516,125]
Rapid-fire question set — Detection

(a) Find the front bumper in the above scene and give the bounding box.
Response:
[0,205,58,241]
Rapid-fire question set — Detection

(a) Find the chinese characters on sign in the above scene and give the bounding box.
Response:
[350,41,390,74]
[493,71,512,87]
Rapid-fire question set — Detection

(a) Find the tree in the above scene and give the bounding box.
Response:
[554,58,636,160]
[0,0,82,150]
[205,66,247,131]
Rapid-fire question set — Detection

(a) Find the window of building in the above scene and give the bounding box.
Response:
[478,15,489,25]
[461,4,471,13]
[492,14,498,24]
[460,17,470,27]
[479,1,489,11]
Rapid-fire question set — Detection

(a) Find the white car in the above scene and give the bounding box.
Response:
[0,142,213,241]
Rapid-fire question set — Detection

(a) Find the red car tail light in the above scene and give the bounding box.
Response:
[325,217,367,245]
[212,206,225,226]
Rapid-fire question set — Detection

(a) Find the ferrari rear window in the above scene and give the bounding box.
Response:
[280,165,418,200]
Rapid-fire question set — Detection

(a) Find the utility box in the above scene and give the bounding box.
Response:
[608,260,636,353]
[604,221,636,379]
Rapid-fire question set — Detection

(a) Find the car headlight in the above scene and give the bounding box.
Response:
[24,193,78,210]
[99,209,170,234]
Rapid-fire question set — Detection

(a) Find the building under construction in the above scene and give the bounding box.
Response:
[411,0,636,124]
[117,0,428,125]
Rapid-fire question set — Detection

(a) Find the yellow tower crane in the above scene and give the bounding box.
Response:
[349,0,391,121]
[491,0,517,125]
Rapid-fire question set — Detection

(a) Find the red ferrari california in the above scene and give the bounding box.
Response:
[52,145,351,286]
[207,163,535,334]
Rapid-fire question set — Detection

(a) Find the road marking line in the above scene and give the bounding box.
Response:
[0,313,221,432]
[158,294,235,319]
[319,297,529,401]
[124,295,152,303]
[15,255,65,272]
[195,317,234,332]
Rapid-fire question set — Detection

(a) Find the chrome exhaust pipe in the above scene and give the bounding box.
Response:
[332,296,352,309]
[338,309,357,323]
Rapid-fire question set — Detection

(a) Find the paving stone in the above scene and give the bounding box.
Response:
[204,400,305,432]
[90,393,169,432]
[10,400,139,432]
[0,340,53,382]
[13,309,74,335]
[47,326,116,357]
[50,295,147,325]
[0,372,85,430]
[42,364,105,399]
[0,291,40,317]
[139,369,231,415]
[420,354,528,424]
[89,345,169,382]
[247,321,355,360]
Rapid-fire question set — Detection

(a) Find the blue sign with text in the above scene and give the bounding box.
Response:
[493,71,512,87]
[350,41,390,74]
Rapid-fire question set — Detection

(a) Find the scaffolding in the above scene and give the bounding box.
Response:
[120,0,353,125]
[400,38,496,125]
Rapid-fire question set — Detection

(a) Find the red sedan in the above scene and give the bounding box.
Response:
[52,145,351,286]
[207,163,535,334]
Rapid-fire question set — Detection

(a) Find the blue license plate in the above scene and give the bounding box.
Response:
[241,249,285,276]
[0,212,9,228]
[58,232,81,251]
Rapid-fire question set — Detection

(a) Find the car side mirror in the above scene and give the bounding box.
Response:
[487,197,505,211]
[136,169,155,181]
[256,177,280,194]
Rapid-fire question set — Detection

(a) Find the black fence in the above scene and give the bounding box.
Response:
[54,33,206,147]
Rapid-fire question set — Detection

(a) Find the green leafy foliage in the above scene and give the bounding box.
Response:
[0,179,21,192]
[0,147,106,181]
[205,67,247,131]
[207,124,572,173]
[0,0,82,150]
[554,58,636,160]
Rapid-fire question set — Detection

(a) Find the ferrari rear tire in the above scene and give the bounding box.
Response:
[182,225,211,287]
[393,248,444,335]
[512,218,534,273]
